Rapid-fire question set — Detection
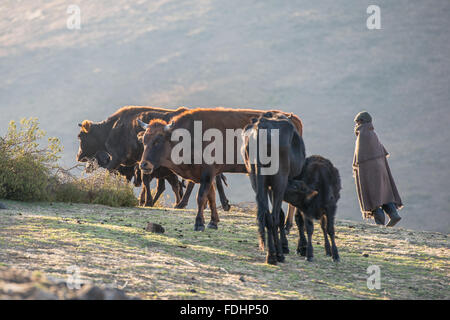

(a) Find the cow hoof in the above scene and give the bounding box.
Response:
[194,224,205,232]
[333,255,340,263]
[266,255,277,265]
[207,222,218,230]
[285,222,292,235]
[282,247,290,254]
[143,202,153,207]
[277,254,285,263]
[175,202,188,209]
[222,202,231,211]
[306,256,314,262]
[297,247,307,256]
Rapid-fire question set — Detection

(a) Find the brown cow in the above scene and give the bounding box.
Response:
[138,108,303,231]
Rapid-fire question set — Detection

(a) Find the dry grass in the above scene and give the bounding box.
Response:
[0,200,448,300]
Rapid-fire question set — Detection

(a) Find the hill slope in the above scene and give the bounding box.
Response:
[0,0,449,232]
[0,201,448,299]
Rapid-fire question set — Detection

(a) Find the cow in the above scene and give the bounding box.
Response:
[138,108,303,234]
[77,106,231,208]
[241,112,306,264]
[77,107,185,206]
[284,155,341,262]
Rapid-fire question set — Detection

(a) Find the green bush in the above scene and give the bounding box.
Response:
[0,118,137,207]
[0,118,61,201]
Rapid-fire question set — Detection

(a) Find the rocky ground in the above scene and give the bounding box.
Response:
[0,267,137,300]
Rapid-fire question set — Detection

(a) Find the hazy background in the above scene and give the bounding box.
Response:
[1,0,449,232]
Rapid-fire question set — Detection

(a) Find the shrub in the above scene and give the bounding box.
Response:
[0,118,61,201]
[54,167,138,207]
[0,118,137,207]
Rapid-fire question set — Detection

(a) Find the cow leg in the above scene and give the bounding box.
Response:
[270,177,288,263]
[264,209,277,265]
[134,166,142,187]
[142,173,154,207]
[215,174,231,211]
[327,206,340,262]
[305,217,314,262]
[175,181,194,209]
[165,173,182,206]
[321,215,332,256]
[138,188,146,206]
[255,174,277,265]
[179,179,186,199]
[285,204,296,235]
[295,209,307,256]
[268,189,289,256]
[194,171,214,231]
[206,184,220,229]
[279,207,290,254]
[151,178,166,206]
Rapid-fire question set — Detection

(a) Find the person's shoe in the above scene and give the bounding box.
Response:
[372,207,385,225]
[383,203,402,227]
[386,211,401,227]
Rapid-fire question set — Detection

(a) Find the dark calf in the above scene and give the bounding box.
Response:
[284,155,341,262]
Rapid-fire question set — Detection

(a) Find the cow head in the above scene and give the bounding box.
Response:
[284,179,318,208]
[84,150,111,173]
[137,119,173,174]
[94,150,111,168]
[76,120,104,162]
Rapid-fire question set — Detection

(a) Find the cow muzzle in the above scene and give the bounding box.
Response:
[140,160,154,174]
[77,151,88,162]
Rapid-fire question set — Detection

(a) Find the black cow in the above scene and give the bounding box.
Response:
[241,112,306,265]
[284,155,341,262]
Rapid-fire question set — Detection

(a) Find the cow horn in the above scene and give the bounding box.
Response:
[164,121,174,132]
[137,119,149,130]
[306,190,318,201]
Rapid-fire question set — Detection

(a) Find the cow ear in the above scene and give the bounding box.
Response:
[80,120,92,133]
[251,117,258,124]
[288,113,294,119]
[137,131,145,142]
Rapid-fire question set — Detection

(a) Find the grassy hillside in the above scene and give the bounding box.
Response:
[0,200,448,299]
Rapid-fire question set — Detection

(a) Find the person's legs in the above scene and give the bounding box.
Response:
[372,207,385,225]
[382,202,401,227]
